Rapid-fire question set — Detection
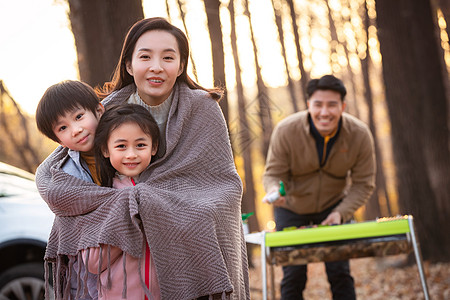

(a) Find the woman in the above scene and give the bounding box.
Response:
[36,17,249,300]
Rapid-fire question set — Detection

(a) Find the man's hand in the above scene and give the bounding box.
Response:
[262,187,286,206]
[321,211,342,225]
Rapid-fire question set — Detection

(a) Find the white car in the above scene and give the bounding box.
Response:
[0,162,54,300]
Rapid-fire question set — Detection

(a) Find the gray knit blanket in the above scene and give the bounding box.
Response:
[36,82,250,299]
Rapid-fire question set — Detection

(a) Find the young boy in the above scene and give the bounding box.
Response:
[36,80,104,299]
[36,80,104,185]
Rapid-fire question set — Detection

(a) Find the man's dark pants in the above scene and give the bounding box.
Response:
[274,205,356,300]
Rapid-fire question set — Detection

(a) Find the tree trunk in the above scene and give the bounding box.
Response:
[376,0,450,262]
[286,0,309,106]
[244,0,273,158]
[176,0,199,82]
[68,0,144,88]
[0,81,40,172]
[438,0,450,49]
[271,0,299,113]
[325,0,338,73]
[203,0,229,124]
[228,1,259,264]
[165,0,171,20]
[326,0,360,118]
[361,1,388,220]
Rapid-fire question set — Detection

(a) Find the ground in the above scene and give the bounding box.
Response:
[248,254,450,299]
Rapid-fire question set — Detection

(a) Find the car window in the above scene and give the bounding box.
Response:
[0,173,38,197]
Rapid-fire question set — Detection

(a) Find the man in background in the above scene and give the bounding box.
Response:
[263,74,376,299]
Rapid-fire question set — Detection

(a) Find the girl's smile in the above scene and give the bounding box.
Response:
[103,122,157,178]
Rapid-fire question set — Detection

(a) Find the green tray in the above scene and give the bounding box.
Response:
[265,218,410,248]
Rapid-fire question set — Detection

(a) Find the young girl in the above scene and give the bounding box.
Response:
[94,103,159,188]
[83,104,160,300]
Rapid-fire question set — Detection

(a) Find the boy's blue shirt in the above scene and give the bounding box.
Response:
[62,149,93,183]
[60,148,98,300]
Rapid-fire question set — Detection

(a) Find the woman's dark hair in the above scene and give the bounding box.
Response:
[36,80,100,143]
[97,17,222,101]
[94,104,160,187]
[306,75,347,100]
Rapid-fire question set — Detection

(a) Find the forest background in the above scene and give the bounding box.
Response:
[0,0,449,268]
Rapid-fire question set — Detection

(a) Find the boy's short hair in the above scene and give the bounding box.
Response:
[36,80,100,143]
[306,75,347,101]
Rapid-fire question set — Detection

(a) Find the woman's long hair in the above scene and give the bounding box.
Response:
[94,104,160,187]
[97,17,222,101]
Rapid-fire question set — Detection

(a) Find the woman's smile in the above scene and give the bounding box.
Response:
[126,30,183,106]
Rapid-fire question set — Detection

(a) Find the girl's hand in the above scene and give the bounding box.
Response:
[83,245,123,274]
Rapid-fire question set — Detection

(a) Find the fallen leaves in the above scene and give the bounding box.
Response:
[249,254,450,299]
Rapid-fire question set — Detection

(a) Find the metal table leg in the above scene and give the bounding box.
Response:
[261,231,267,300]
[408,216,430,300]
[269,260,276,300]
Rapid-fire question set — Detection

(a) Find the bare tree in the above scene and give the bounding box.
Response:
[325,0,339,73]
[360,2,390,219]
[438,0,450,49]
[165,0,171,21]
[228,0,258,265]
[326,0,360,118]
[286,0,309,106]
[176,0,199,82]
[203,0,229,124]
[0,81,40,172]
[376,0,450,262]
[68,0,144,88]
[243,0,273,158]
[271,0,299,112]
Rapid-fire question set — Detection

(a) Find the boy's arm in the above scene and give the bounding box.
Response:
[35,147,129,216]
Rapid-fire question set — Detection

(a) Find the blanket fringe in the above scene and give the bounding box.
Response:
[51,262,57,299]
[107,245,112,290]
[44,261,50,300]
[75,252,82,299]
[98,246,103,298]
[122,252,127,299]
[64,256,75,298]
[82,249,90,298]
[55,256,63,299]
